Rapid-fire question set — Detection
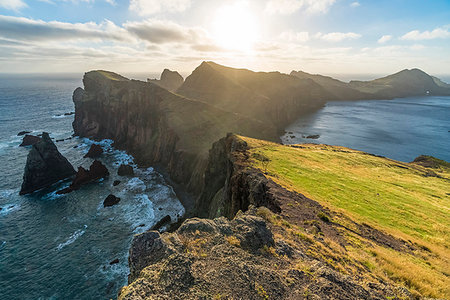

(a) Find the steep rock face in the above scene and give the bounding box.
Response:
[20,132,75,195]
[72,70,278,196]
[148,69,184,92]
[177,62,332,132]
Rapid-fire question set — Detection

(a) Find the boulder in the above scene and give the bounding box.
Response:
[17,131,31,136]
[151,215,172,232]
[20,132,76,195]
[306,134,320,139]
[104,194,120,207]
[113,180,121,186]
[57,160,109,194]
[19,135,41,147]
[109,259,119,265]
[84,144,103,158]
[118,164,134,176]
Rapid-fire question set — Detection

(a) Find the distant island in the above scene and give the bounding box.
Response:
[20,62,449,299]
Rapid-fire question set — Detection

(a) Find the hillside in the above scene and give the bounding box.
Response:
[119,134,450,299]
[348,68,450,98]
[290,70,373,100]
[177,62,332,131]
[291,68,450,100]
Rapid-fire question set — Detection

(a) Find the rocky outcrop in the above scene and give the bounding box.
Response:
[72,70,278,197]
[148,69,184,92]
[117,164,134,176]
[19,135,41,147]
[84,144,103,158]
[20,132,75,195]
[120,208,408,300]
[103,194,120,207]
[57,160,109,194]
[17,130,31,136]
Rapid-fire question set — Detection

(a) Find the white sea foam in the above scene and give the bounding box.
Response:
[125,178,146,193]
[52,114,68,119]
[0,241,5,250]
[56,225,87,251]
[0,204,21,216]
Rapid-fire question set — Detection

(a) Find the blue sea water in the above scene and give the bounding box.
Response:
[0,75,184,299]
[283,96,450,162]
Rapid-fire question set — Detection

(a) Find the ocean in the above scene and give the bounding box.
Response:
[0,75,449,299]
[282,96,450,162]
[0,74,184,299]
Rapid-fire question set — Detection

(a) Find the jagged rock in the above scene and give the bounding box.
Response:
[19,135,41,147]
[17,130,31,136]
[64,112,75,116]
[57,160,109,194]
[148,69,184,92]
[306,134,320,139]
[20,132,75,195]
[113,180,121,186]
[104,194,120,207]
[151,215,172,232]
[117,164,134,176]
[55,139,64,142]
[110,259,119,265]
[84,144,103,158]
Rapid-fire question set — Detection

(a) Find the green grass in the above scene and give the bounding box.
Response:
[241,136,450,297]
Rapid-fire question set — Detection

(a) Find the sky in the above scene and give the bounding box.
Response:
[0,0,449,78]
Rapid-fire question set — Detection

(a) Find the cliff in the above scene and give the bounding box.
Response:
[72,70,278,196]
[120,134,450,299]
[177,62,332,132]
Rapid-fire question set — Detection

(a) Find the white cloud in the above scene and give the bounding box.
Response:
[400,27,450,40]
[0,0,27,11]
[280,31,309,42]
[316,32,361,42]
[129,0,191,16]
[350,2,360,7]
[265,0,336,15]
[0,15,132,42]
[378,35,392,44]
[124,19,208,44]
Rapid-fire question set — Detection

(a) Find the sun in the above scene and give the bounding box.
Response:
[212,2,259,52]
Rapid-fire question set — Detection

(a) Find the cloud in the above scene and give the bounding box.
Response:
[280,31,309,42]
[0,0,27,11]
[350,2,360,7]
[129,0,191,16]
[265,0,336,15]
[0,15,132,42]
[124,19,208,44]
[400,27,450,40]
[316,32,361,42]
[378,35,392,44]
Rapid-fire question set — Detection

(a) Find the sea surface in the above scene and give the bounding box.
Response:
[283,96,450,162]
[0,74,184,299]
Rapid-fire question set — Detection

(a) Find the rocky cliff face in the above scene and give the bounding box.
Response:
[73,70,278,196]
[20,132,75,195]
[148,69,184,92]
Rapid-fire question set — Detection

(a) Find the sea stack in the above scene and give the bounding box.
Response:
[20,132,76,195]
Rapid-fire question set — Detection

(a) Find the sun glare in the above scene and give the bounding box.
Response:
[212,2,259,52]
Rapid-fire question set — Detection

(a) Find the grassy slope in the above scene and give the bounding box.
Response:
[241,136,450,297]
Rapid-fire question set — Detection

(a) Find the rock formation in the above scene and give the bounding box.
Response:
[17,130,31,136]
[103,194,120,207]
[117,164,134,176]
[148,69,184,92]
[84,144,103,158]
[20,132,75,195]
[57,160,109,194]
[19,135,41,147]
